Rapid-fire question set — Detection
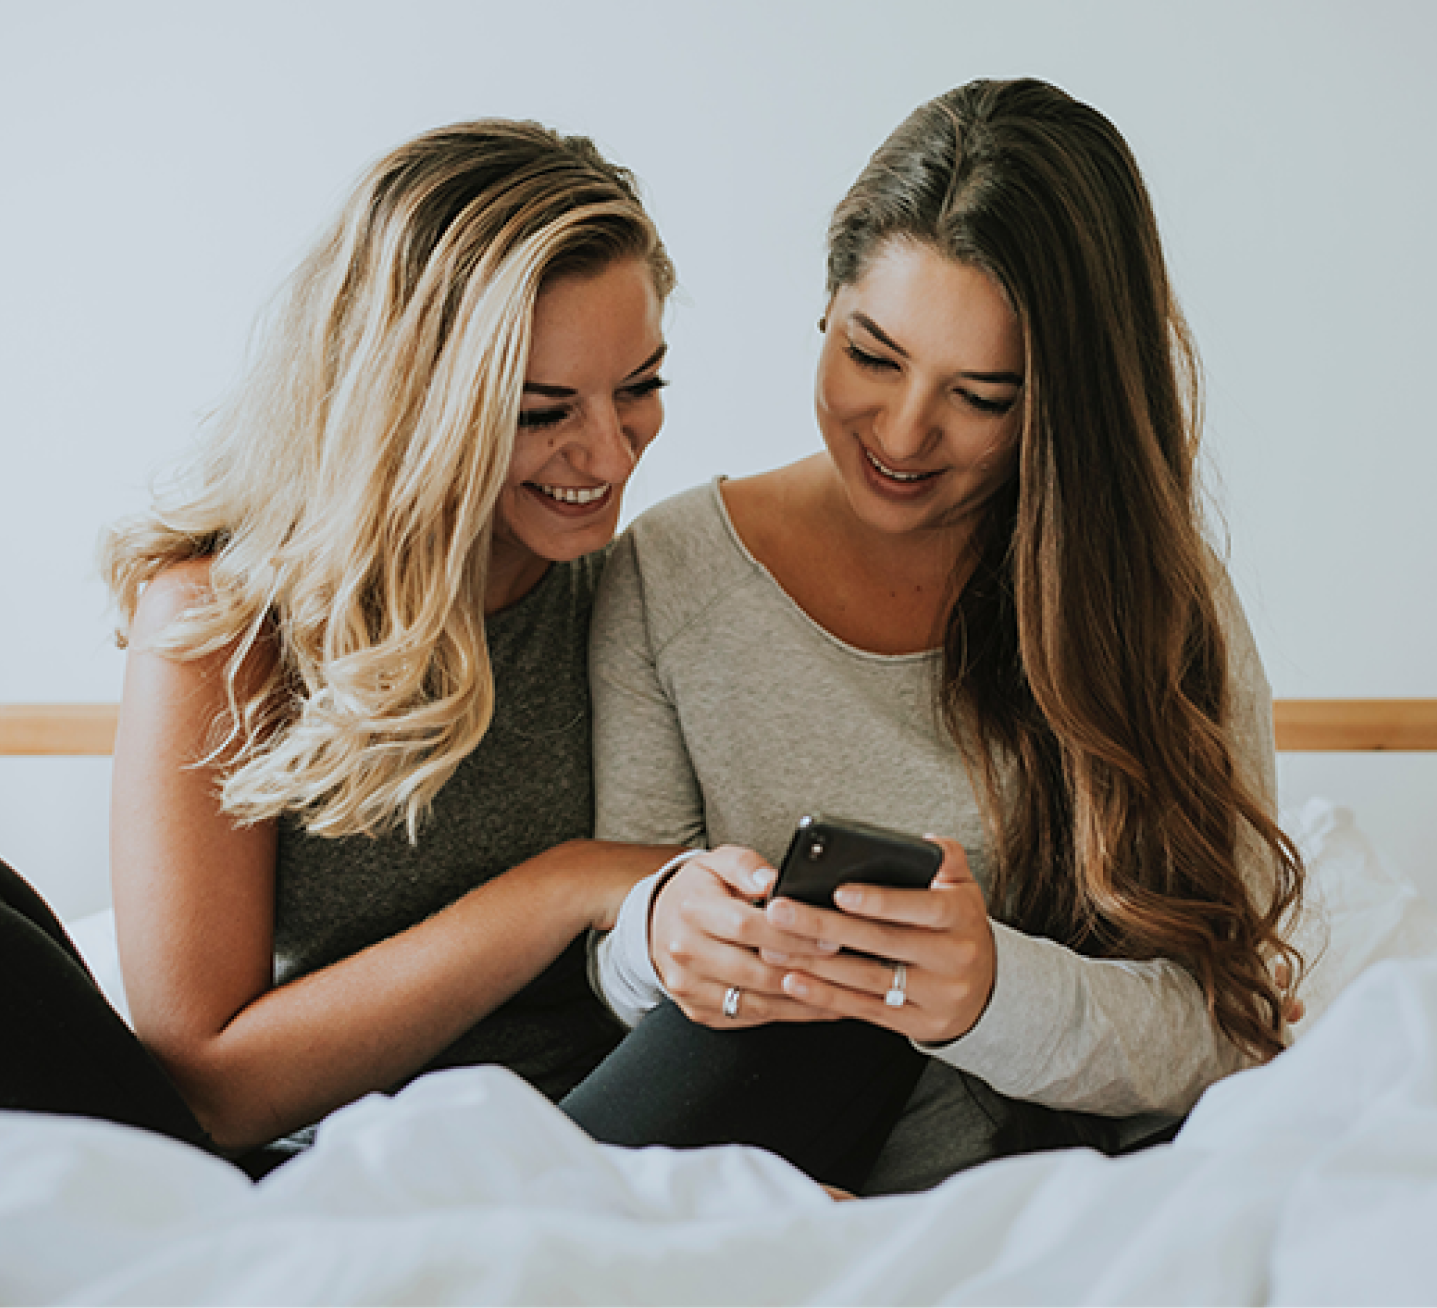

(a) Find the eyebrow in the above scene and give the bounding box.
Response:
[851,312,1023,387]
[522,343,668,398]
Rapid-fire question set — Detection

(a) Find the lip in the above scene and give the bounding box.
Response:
[857,442,943,500]
[522,482,616,518]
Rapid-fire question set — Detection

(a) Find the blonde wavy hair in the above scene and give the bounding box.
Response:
[102,120,674,840]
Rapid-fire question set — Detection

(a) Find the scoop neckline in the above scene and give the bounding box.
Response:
[486,555,563,626]
[705,476,940,665]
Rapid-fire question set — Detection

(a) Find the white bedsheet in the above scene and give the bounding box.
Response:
[4,797,1434,1306]
[2,955,1436,1306]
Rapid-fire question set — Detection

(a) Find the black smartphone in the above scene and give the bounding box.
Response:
[769,815,942,909]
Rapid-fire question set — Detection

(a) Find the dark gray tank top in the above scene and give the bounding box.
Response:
[272,552,621,1103]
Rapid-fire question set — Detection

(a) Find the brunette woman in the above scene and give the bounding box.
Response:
[591,78,1304,1194]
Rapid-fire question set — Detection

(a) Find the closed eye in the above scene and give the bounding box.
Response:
[620,376,669,402]
[517,405,572,430]
[958,389,1017,417]
[845,342,899,373]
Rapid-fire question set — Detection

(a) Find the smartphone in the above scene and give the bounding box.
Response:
[769,815,942,909]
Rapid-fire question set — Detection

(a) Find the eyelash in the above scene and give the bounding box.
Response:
[845,342,897,374]
[844,343,1016,417]
[517,376,669,430]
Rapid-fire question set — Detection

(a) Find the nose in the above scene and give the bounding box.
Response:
[873,381,942,463]
[572,399,641,483]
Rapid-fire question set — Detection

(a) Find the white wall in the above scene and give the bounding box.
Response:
[2,0,1434,919]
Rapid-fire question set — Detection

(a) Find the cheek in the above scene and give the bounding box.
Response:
[503,430,558,490]
[815,355,862,430]
[970,422,1021,483]
[630,396,664,459]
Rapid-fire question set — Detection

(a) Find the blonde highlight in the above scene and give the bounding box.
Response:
[102,121,673,840]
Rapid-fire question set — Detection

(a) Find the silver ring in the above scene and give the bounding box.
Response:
[723,986,742,1019]
[884,962,907,1009]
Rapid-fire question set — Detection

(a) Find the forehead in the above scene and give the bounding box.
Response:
[527,259,663,378]
[839,241,1023,375]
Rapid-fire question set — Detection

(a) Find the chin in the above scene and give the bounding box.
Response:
[539,520,621,563]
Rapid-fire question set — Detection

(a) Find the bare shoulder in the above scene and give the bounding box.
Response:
[122,556,278,731]
[129,556,217,644]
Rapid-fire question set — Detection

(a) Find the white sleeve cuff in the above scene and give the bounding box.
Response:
[588,850,705,1029]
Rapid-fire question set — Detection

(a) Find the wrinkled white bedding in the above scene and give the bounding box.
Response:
[3,798,1435,1307]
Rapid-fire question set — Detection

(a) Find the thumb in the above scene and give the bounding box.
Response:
[924,835,976,889]
[703,844,778,901]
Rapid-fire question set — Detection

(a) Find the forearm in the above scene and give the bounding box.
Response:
[147,842,672,1152]
[922,923,1252,1116]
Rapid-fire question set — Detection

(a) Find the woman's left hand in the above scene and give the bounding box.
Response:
[760,837,996,1046]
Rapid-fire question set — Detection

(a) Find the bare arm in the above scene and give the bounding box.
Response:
[112,562,672,1153]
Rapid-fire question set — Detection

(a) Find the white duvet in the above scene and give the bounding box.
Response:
[3,799,1435,1307]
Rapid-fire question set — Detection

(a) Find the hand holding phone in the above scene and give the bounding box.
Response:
[763,821,995,1044]
[769,815,942,909]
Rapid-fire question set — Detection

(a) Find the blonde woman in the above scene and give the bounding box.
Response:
[4,120,930,1191]
[2,121,682,1172]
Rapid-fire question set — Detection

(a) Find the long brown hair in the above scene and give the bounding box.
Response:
[827,78,1301,1060]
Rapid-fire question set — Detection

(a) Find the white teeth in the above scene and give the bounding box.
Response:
[865,449,932,482]
[536,483,609,505]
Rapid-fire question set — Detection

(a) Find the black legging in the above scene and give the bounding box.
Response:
[0,856,213,1151]
[562,1003,925,1192]
[0,856,925,1190]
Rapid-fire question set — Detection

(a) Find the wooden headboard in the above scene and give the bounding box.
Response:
[2,700,1437,756]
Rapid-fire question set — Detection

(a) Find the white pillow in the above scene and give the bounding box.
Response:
[1283,795,1437,1031]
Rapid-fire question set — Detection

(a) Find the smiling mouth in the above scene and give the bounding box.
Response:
[531,482,611,505]
[864,447,939,484]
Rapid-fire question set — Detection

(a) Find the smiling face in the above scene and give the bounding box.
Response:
[816,240,1025,544]
[489,257,667,609]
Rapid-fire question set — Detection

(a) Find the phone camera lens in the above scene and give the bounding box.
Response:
[807,838,825,861]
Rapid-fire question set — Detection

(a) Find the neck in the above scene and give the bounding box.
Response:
[817,455,977,596]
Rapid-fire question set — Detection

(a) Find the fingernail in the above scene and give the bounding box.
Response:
[764,950,795,966]
[785,975,810,998]
[817,940,840,954]
[768,899,795,927]
[834,886,861,910]
[749,866,774,892]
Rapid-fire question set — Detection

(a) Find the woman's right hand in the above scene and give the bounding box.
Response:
[648,845,841,1028]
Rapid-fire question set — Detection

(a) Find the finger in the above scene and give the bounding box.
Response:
[777,968,919,1037]
[780,948,906,1000]
[766,893,915,961]
[681,983,839,1034]
[696,845,777,900]
[676,889,846,961]
[767,888,975,958]
[758,939,842,967]
[832,880,983,931]
[657,864,816,960]
[924,837,976,888]
[659,932,799,1003]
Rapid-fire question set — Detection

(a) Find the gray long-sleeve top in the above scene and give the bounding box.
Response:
[591,479,1280,1192]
